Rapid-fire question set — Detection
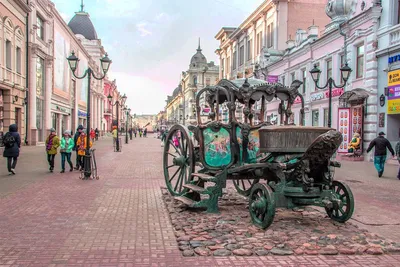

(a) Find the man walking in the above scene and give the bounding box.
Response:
[2,124,21,175]
[367,132,395,177]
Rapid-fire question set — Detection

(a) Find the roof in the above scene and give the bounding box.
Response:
[68,11,98,40]
[190,39,207,67]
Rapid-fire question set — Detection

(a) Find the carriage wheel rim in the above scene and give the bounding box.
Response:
[326,181,354,222]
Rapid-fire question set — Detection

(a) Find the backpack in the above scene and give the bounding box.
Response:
[3,132,16,148]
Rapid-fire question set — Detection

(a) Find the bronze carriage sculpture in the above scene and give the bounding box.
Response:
[163,78,354,229]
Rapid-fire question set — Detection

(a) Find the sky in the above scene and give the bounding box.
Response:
[52,0,265,115]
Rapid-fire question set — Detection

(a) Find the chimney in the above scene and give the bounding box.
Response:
[308,25,319,37]
[286,35,295,49]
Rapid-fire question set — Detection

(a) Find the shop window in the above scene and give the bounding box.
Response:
[6,40,12,69]
[312,110,319,126]
[326,59,332,80]
[239,45,244,66]
[323,108,329,127]
[16,47,22,74]
[37,15,45,40]
[356,45,364,78]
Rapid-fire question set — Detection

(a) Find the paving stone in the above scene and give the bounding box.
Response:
[182,250,195,257]
[194,247,211,256]
[270,248,293,255]
[213,249,232,256]
[232,248,253,256]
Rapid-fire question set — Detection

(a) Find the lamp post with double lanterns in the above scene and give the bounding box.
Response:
[124,107,131,144]
[309,63,352,128]
[67,51,112,179]
[107,92,127,152]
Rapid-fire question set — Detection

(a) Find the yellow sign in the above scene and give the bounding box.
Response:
[388,69,400,86]
[388,98,400,114]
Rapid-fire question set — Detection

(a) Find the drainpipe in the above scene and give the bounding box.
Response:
[24,0,29,145]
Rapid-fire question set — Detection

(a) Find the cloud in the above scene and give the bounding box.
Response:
[108,71,167,114]
[136,22,152,37]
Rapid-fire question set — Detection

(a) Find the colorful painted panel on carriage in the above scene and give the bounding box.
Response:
[247,131,260,163]
[236,126,243,162]
[203,128,231,167]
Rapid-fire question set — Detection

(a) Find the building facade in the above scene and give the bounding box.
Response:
[215,0,330,81]
[166,42,219,125]
[376,0,400,148]
[215,0,382,160]
[0,0,31,143]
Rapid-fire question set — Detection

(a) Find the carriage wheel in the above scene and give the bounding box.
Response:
[163,124,194,196]
[233,178,260,196]
[249,183,276,229]
[325,181,354,223]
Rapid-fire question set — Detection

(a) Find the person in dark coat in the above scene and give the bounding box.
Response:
[3,124,21,175]
[73,125,84,170]
[367,132,395,177]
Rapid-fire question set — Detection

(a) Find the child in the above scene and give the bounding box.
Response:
[60,130,74,173]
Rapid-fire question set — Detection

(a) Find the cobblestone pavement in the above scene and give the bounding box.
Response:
[0,136,400,266]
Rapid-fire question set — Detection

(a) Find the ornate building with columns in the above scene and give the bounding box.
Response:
[0,0,31,143]
[165,41,219,125]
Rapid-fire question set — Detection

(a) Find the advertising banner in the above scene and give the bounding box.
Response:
[387,70,400,114]
[337,108,350,153]
[267,75,279,83]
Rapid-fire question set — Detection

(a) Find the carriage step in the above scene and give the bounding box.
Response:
[192,173,214,181]
[174,196,196,206]
[183,184,206,193]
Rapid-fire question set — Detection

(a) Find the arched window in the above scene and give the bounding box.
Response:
[193,76,197,85]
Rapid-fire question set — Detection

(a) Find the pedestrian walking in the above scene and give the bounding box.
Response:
[139,128,142,138]
[73,125,84,170]
[112,126,118,145]
[90,128,95,141]
[366,132,395,177]
[144,128,147,137]
[134,128,137,138]
[2,124,21,175]
[129,128,133,140]
[95,128,100,141]
[76,131,92,172]
[45,128,60,173]
[396,140,400,180]
[60,130,74,173]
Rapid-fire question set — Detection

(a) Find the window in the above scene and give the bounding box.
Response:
[323,108,329,127]
[326,59,332,80]
[312,110,319,126]
[239,45,244,66]
[281,76,285,86]
[291,72,295,82]
[340,54,346,82]
[233,51,237,70]
[6,40,12,69]
[268,23,274,48]
[16,47,22,74]
[221,58,225,78]
[302,69,306,94]
[193,76,197,85]
[356,45,364,78]
[227,56,231,73]
[247,39,252,60]
[37,15,44,40]
[206,78,210,86]
[256,32,262,55]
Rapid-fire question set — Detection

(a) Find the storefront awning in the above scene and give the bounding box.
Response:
[339,88,369,104]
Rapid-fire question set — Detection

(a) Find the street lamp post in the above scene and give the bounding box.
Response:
[310,63,352,128]
[124,107,131,144]
[67,51,111,179]
[107,93,127,152]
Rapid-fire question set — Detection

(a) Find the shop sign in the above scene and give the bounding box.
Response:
[388,55,400,64]
[78,110,87,117]
[310,92,324,102]
[387,85,400,100]
[267,75,279,83]
[325,88,344,98]
[388,69,400,87]
[387,98,400,114]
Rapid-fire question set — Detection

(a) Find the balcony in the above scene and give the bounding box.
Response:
[389,24,400,46]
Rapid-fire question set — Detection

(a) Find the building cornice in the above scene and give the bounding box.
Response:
[14,0,32,14]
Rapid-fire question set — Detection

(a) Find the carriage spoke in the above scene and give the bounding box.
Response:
[241,180,246,190]
[169,167,181,182]
[168,152,177,158]
[339,207,345,215]
[166,164,175,169]
[169,140,181,155]
[174,172,183,192]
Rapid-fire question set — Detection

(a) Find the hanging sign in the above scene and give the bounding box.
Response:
[388,69,400,87]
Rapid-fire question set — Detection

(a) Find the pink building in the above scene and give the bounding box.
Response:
[216,0,382,160]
